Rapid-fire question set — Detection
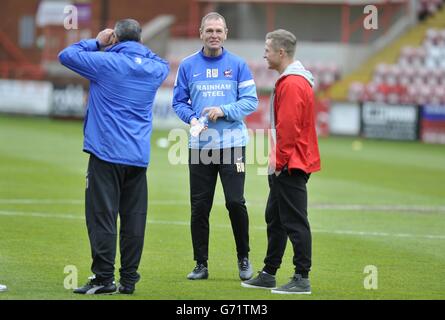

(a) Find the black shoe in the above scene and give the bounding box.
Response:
[117,283,135,294]
[73,275,117,295]
[187,264,209,280]
[241,271,276,289]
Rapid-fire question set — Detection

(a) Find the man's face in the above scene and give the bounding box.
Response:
[200,18,227,52]
[264,39,281,71]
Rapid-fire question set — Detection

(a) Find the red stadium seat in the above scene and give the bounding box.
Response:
[348,82,365,102]
[431,85,445,105]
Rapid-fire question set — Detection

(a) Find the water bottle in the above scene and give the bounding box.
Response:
[190,115,208,137]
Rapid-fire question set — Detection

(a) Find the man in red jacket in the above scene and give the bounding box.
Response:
[242,29,321,294]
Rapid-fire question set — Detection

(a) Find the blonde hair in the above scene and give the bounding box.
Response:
[200,12,227,31]
[266,29,297,57]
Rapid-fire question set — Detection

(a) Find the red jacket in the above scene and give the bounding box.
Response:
[269,74,321,174]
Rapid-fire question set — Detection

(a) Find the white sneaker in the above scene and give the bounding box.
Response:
[0,284,7,292]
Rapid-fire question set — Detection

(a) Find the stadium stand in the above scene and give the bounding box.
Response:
[330,3,445,103]
[349,27,445,105]
[418,0,444,20]
[0,30,44,80]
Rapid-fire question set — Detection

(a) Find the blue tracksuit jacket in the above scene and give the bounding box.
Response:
[59,39,169,167]
[172,48,258,149]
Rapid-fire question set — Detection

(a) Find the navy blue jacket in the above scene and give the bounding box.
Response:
[59,39,169,167]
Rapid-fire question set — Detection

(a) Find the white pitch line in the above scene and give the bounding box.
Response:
[0,210,444,240]
[0,210,82,220]
[0,199,84,205]
[312,204,445,213]
[1,199,445,213]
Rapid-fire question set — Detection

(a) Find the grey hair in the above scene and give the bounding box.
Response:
[265,29,297,57]
[200,12,227,31]
[114,19,142,42]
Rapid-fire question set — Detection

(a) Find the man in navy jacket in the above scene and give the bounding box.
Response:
[59,19,169,294]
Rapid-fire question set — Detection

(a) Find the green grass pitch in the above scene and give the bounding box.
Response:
[0,115,444,300]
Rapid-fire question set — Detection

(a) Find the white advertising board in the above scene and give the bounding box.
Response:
[329,102,361,135]
[0,79,53,115]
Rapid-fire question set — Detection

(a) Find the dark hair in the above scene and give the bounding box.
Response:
[114,19,142,42]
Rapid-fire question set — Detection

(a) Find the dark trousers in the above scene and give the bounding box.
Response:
[189,147,250,263]
[85,154,148,286]
[263,169,312,276]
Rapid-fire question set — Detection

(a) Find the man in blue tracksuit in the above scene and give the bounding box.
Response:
[173,12,258,281]
[59,19,169,294]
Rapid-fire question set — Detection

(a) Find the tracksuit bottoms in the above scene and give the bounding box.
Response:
[263,169,312,277]
[85,154,147,287]
[188,147,250,264]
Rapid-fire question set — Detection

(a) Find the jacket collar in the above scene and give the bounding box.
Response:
[106,41,152,57]
[277,60,314,87]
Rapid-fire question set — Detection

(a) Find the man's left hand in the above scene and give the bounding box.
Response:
[202,107,224,122]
